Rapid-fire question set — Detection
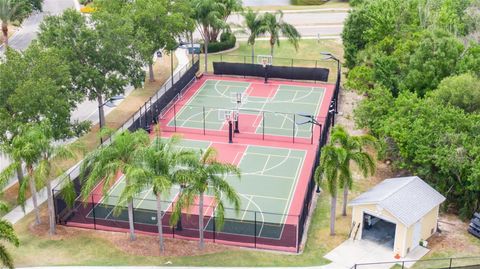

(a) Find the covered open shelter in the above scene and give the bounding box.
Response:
[349,176,445,258]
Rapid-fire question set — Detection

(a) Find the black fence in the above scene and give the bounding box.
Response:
[56,192,300,252]
[52,53,342,253]
[213,62,329,82]
[53,55,199,225]
[160,103,323,145]
[351,256,480,269]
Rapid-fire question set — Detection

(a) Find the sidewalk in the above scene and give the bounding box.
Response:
[2,48,190,225]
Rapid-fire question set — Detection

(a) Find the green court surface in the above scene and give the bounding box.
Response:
[88,139,307,240]
[87,139,211,223]
[168,79,325,138]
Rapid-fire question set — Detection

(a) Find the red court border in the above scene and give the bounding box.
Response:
[66,75,335,253]
[159,75,335,145]
[158,74,335,225]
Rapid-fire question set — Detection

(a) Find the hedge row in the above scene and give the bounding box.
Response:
[291,0,328,5]
[201,32,236,54]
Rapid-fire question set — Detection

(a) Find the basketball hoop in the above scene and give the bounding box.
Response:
[257,55,273,66]
[257,55,272,84]
[219,109,234,122]
[230,92,248,105]
[262,58,268,68]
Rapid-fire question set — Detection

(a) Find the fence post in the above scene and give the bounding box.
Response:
[292,114,296,143]
[254,211,257,248]
[449,258,452,269]
[52,189,58,224]
[173,104,177,132]
[213,215,216,243]
[311,122,314,144]
[262,111,265,140]
[296,215,299,253]
[402,261,405,269]
[91,194,96,230]
[203,106,206,135]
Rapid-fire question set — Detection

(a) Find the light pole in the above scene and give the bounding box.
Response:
[321,52,341,113]
[98,95,124,143]
[297,114,323,193]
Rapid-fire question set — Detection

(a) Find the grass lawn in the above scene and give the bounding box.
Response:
[10,190,357,266]
[0,54,177,216]
[200,38,344,84]
[248,0,350,11]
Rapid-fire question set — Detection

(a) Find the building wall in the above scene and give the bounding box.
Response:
[351,204,407,257]
[351,204,441,257]
[420,205,440,240]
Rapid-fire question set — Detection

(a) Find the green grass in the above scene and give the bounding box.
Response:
[200,39,344,84]
[10,193,353,267]
[247,0,350,11]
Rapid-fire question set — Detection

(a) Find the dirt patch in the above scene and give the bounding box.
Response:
[100,232,228,257]
[27,207,228,257]
[428,214,480,255]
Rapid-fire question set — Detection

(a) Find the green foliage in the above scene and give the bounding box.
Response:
[95,0,194,80]
[0,201,19,269]
[171,147,241,246]
[344,65,374,93]
[290,0,327,5]
[429,73,480,113]
[0,44,74,141]
[201,31,236,53]
[38,9,145,105]
[400,30,464,96]
[191,0,241,43]
[346,0,480,218]
[262,10,301,56]
[315,125,377,234]
[457,44,480,77]
[355,91,480,218]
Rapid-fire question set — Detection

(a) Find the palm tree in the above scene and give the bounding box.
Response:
[0,142,24,186]
[0,0,20,48]
[0,123,47,225]
[120,128,196,252]
[80,129,150,241]
[0,201,19,269]
[191,0,227,73]
[242,8,266,64]
[262,10,301,57]
[171,147,241,249]
[34,123,81,235]
[330,126,377,216]
[314,126,377,236]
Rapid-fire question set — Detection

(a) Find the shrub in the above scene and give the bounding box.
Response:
[201,32,236,53]
[291,0,327,5]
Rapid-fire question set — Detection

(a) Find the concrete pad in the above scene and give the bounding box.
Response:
[323,239,430,269]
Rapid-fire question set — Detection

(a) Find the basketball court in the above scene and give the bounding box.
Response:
[86,136,316,243]
[159,76,333,143]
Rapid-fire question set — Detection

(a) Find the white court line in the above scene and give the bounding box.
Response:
[240,195,253,221]
[167,78,211,126]
[196,93,319,106]
[260,155,271,175]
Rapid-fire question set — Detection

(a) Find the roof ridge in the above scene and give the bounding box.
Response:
[378,176,417,202]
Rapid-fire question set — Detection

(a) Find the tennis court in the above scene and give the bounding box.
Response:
[86,138,309,242]
[160,76,328,141]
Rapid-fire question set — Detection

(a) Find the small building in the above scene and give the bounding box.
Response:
[348,176,446,258]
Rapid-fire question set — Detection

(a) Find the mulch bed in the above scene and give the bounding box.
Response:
[29,214,228,257]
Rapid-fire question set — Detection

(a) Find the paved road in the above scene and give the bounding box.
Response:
[0,0,78,185]
[0,0,75,53]
[196,10,347,39]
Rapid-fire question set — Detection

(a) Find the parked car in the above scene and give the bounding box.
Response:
[468,212,480,239]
